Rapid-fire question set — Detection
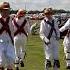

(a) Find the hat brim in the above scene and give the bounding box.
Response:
[44,12,54,15]
[0,8,10,10]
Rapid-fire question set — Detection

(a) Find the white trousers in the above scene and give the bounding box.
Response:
[0,41,15,67]
[44,37,59,60]
[63,36,70,66]
[14,34,27,61]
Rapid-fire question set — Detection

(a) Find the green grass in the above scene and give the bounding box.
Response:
[20,35,66,70]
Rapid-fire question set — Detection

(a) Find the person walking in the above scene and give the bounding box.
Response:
[59,18,70,69]
[39,8,60,70]
[13,9,30,70]
[0,2,15,70]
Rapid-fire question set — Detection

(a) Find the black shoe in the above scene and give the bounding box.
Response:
[15,67,19,70]
[7,68,13,70]
[20,61,24,67]
[0,67,4,70]
[66,66,70,69]
[53,60,60,68]
[46,60,52,68]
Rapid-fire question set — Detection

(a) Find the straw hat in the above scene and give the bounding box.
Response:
[44,8,54,15]
[0,2,10,10]
[17,9,26,17]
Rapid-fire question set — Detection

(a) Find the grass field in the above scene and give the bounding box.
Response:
[20,35,66,70]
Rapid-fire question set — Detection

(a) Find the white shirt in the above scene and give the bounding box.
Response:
[59,18,70,32]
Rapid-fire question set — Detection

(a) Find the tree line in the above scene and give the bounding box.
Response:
[10,9,70,14]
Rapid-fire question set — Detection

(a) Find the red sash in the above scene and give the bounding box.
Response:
[0,17,14,45]
[14,19,27,37]
[67,29,70,37]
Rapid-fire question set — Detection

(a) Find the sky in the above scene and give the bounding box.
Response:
[0,0,70,11]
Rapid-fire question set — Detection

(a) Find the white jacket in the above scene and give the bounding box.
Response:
[40,17,60,43]
[13,17,30,38]
[59,18,70,45]
[0,15,14,44]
